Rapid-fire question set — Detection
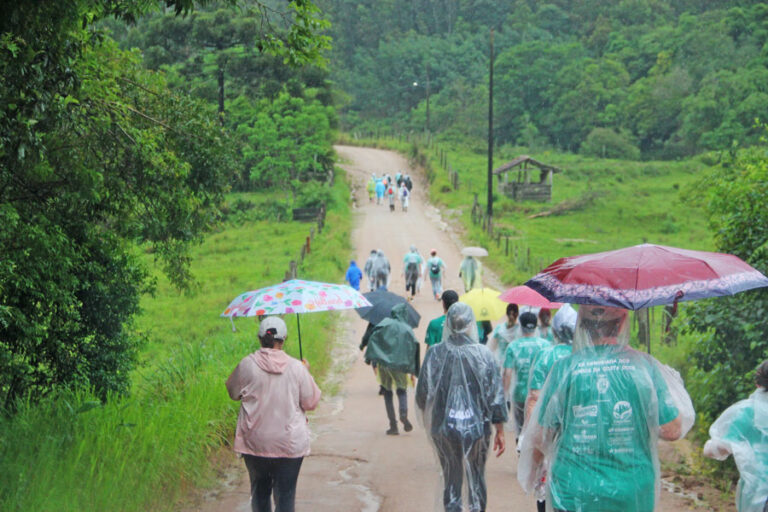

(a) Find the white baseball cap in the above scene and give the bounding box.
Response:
[258,316,287,340]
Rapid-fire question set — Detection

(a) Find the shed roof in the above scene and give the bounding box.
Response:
[492,155,563,175]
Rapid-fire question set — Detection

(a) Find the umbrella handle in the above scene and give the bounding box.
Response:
[296,313,303,361]
[229,316,236,332]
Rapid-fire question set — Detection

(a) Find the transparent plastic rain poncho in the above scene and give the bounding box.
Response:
[371,250,391,289]
[704,389,768,512]
[518,305,695,512]
[459,256,482,292]
[416,303,508,512]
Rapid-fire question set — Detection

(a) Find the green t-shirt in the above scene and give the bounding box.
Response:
[538,345,679,512]
[425,315,446,347]
[528,343,572,392]
[503,336,551,403]
[427,256,444,278]
[424,315,484,347]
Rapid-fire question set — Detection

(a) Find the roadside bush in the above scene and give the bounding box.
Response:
[580,128,641,160]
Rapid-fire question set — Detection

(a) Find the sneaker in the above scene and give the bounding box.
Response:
[402,418,413,432]
[386,426,399,435]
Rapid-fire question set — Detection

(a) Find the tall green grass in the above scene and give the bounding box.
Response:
[0,176,352,511]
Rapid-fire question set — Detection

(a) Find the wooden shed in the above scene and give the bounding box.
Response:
[493,155,563,202]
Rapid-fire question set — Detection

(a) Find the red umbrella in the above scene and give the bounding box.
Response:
[498,285,563,308]
[525,244,768,310]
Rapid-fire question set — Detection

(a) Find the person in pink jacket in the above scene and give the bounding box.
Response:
[226,316,322,512]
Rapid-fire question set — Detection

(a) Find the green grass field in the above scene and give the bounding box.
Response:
[0,176,353,511]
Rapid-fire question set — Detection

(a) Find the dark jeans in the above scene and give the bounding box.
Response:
[243,454,304,512]
[513,401,525,435]
[433,433,490,512]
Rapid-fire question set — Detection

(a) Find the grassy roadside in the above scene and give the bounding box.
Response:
[0,174,353,511]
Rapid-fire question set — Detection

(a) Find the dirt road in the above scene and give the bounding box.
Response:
[186,146,711,512]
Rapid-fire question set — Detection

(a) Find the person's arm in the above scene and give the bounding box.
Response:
[493,423,506,457]
[659,415,682,441]
[503,368,513,396]
[225,360,247,401]
[525,389,540,421]
[703,439,733,460]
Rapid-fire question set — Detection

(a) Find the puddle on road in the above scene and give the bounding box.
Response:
[661,478,710,509]
[328,459,381,512]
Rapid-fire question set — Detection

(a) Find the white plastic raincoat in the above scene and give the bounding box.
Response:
[416,303,507,512]
[704,389,768,512]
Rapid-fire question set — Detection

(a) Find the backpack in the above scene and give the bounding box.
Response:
[402,188,408,197]
[388,187,394,195]
[430,262,440,275]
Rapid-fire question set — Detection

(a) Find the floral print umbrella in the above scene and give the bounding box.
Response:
[221,279,372,359]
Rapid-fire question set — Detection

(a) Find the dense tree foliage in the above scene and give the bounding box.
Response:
[323,0,768,158]
[1,0,330,408]
[685,141,768,423]
[109,2,337,191]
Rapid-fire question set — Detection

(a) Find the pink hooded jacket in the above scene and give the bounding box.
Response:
[226,348,321,458]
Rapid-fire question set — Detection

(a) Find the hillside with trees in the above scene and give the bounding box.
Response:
[323,0,768,159]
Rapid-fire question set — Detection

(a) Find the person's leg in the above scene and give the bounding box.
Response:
[272,457,304,512]
[514,401,525,438]
[433,437,463,512]
[244,454,275,512]
[396,387,412,431]
[464,435,490,512]
[536,500,546,512]
[382,387,398,434]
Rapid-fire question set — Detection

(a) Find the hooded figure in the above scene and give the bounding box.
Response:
[459,256,482,293]
[518,305,695,512]
[403,245,424,299]
[703,359,768,512]
[371,250,391,290]
[345,260,363,291]
[363,250,378,292]
[416,302,507,512]
[364,303,420,435]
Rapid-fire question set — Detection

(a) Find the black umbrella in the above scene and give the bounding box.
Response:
[355,290,421,327]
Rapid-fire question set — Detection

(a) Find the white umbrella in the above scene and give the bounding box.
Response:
[461,246,489,257]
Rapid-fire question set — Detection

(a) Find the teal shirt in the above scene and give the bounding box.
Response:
[503,336,551,403]
[528,343,572,392]
[425,315,484,347]
[427,256,444,278]
[425,315,445,347]
[538,345,679,512]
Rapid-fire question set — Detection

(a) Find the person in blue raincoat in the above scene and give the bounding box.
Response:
[345,260,363,290]
[375,179,385,205]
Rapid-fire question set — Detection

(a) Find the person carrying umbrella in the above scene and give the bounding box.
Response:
[426,249,446,301]
[345,260,363,291]
[703,359,768,512]
[416,302,507,512]
[518,305,694,512]
[403,245,424,299]
[226,316,321,512]
[362,303,420,435]
[372,250,391,290]
[503,312,551,436]
[459,255,482,293]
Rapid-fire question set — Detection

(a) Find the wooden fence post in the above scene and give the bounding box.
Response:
[505,236,509,256]
[290,260,298,279]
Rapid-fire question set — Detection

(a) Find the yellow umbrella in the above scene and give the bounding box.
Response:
[459,287,507,321]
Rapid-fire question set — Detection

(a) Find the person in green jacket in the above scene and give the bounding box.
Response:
[361,303,420,436]
[519,305,693,512]
[504,312,551,435]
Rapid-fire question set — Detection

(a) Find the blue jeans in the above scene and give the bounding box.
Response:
[430,275,442,297]
[243,455,304,512]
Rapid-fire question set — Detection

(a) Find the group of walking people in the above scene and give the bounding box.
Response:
[225,266,768,512]
[367,172,414,212]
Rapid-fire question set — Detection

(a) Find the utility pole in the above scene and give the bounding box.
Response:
[487,28,494,219]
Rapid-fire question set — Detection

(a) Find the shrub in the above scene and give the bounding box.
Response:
[580,128,641,160]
